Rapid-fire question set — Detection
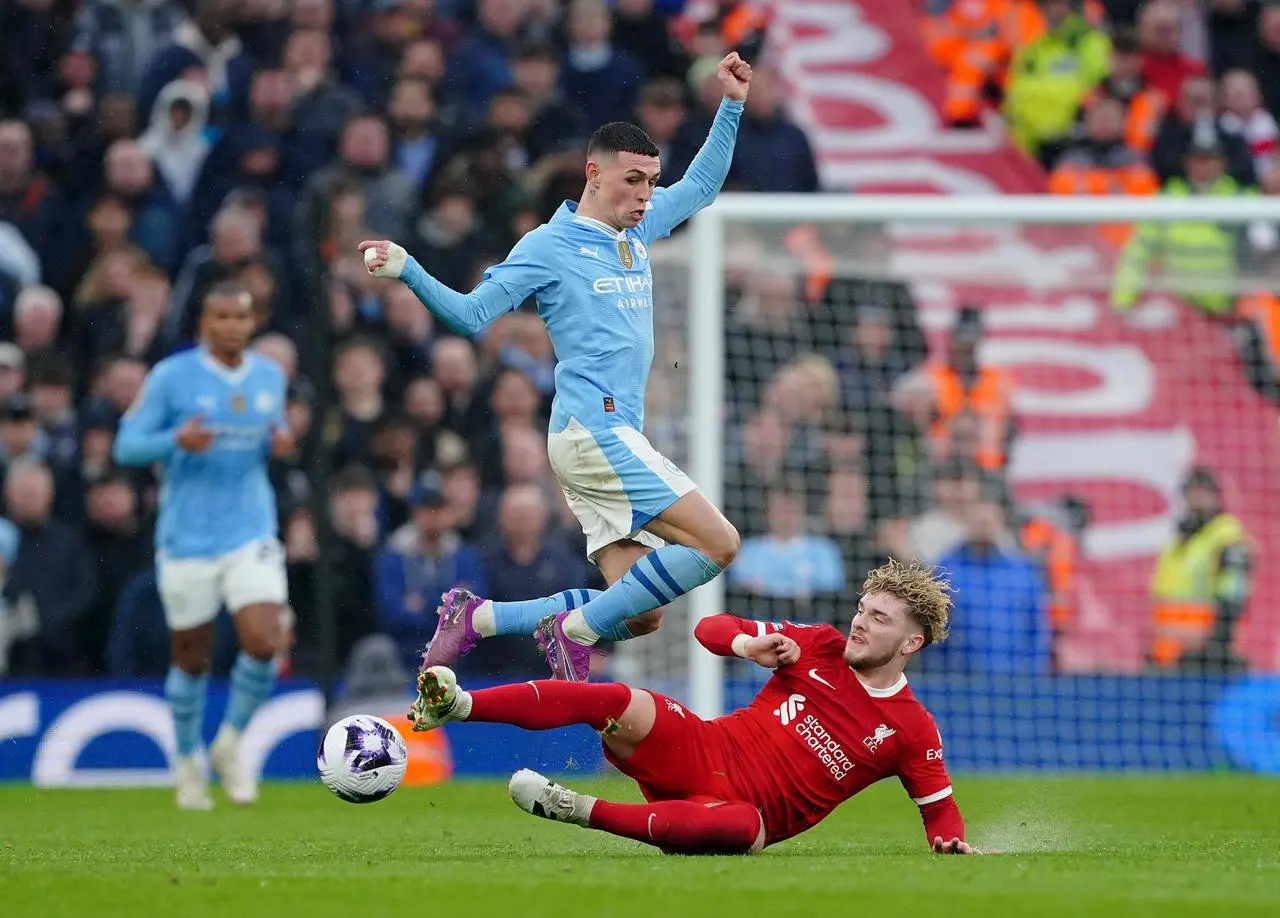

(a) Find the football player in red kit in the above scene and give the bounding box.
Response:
[408,559,980,855]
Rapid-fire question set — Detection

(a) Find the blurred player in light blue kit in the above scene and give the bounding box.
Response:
[361,53,753,683]
[114,283,292,810]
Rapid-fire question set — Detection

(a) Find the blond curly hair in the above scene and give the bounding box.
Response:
[862,558,952,647]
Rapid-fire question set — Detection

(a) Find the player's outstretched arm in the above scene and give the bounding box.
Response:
[694,613,800,668]
[359,240,530,337]
[113,367,183,466]
[646,53,752,239]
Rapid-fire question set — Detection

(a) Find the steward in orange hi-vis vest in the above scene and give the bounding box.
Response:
[927,306,1015,472]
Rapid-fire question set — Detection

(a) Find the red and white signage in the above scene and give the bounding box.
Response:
[769,0,1280,670]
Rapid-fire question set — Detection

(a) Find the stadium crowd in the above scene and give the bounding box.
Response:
[0,0,1269,684]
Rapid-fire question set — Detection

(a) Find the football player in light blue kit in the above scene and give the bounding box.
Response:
[114,283,293,809]
[361,52,752,683]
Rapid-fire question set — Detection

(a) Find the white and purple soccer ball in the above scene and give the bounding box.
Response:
[318,714,409,804]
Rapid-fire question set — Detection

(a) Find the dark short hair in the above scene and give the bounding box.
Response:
[203,281,251,310]
[587,121,659,159]
[330,462,378,495]
[28,355,76,390]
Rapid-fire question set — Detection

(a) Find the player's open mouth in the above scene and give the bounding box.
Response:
[630,209,645,219]
[849,635,865,645]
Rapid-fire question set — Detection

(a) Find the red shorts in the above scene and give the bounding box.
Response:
[603,690,738,804]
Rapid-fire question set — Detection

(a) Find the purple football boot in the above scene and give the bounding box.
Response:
[535,613,593,682]
[420,589,485,670]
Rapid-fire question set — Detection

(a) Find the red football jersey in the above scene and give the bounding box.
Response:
[708,619,955,845]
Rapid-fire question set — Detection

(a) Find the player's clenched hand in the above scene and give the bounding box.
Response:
[358,240,408,279]
[744,632,800,669]
[176,416,214,453]
[270,425,295,458]
[932,837,984,855]
[718,52,753,102]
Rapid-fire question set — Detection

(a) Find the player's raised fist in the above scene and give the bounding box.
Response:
[176,415,214,454]
[358,239,408,279]
[743,632,800,669]
[718,52,752,101]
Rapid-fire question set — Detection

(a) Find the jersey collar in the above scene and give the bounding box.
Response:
[559,200,628,240]
[854,671,909,698]
[198,346,254,387]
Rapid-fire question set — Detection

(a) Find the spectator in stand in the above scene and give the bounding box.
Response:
[1219,69,1280,179]
[387,77,442,196]
[1137,0,1207,101]
[280,25,364,175]
[0,119,62,274]
[0,345,23,403]
[95,138,183,274]
[431,336,487,445]
[1245,2,1280,118]
[475,483,592,678]
[79,264,170,368]
[1049,96,1160,243]
[673,65,818,193]
[294,114,417,290]
[445,0,520,116]
[81,472,150,673]
[1151,73,1254,183]
[373,469,486,672]
[329,335,388,470]
[510,42,589,166]
[933,481,1051,675]
[613,0,689,81]
[925,306,1016,475]
[320,464,382,663]
[728,482,845,621]
[69,0,189,98]
[1113,130,1258,316]
[138,79,220,224]
[27,356,78,478]
[13,284,62,356]
[136,0,250,124]
[923,0,1040,128]
[1003,0,1111,164]
[2,458,96,676]
[1081,26,1167,157]
[907,459,988,566]
[635,78,688,166]
[561,0,646,129]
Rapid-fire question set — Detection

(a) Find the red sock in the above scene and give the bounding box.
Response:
[465,681,632,731]
[589,799,762,855]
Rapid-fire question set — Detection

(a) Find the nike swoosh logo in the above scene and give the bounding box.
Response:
[808,669,835,689]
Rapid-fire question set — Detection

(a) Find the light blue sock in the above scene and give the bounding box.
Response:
[581,545,721,640]
[492,588,602,636]
[165,666,209,757]
[223,652,276,732]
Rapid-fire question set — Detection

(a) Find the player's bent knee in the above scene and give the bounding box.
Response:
[703,518,740,570]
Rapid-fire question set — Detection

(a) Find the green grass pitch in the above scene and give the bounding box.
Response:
[2,775,1278,918]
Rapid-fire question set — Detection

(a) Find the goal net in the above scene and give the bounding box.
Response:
[620,194,1280,774]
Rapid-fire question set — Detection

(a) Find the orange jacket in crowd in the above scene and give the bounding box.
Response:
[922,0,1107,124]
[926,363,1015,471]
[1020,516,1079,630]
[1047,144,1158,245]
[1081,81,1167,153]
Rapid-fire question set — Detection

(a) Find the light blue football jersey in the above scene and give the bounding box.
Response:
[113,347,287,559]
[400,97,745,434]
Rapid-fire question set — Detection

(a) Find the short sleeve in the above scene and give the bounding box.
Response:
[897,714,952,806]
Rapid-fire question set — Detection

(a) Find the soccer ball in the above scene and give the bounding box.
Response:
[317,714,409,803]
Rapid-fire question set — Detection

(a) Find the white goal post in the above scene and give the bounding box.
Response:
[684,193,1280,719]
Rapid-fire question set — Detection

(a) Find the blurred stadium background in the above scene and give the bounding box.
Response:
[2,0,1280,788]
